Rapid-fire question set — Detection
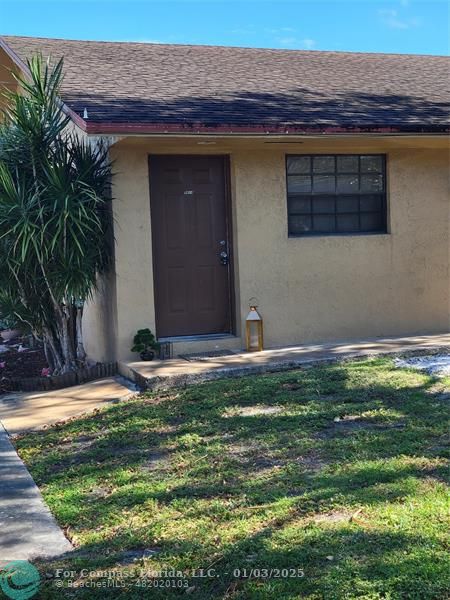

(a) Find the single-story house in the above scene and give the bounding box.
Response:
[0,35,449,362]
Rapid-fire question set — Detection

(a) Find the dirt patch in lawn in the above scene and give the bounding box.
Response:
[318,414,407,438]
[227,441,266,458]
[227,441,325,476]
[312,509,354,524]
[294,452,327,473]
[227,440,283,471]
[139,450,171,473]
[117,547,161,565]
[223,405,285,417]
[281,382,303,391]
[86,485,113,500]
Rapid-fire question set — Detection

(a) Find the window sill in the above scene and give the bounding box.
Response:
[288,231,390,239]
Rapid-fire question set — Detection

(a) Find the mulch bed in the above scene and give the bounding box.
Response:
[0,341,48,394]
[0,333,118,393]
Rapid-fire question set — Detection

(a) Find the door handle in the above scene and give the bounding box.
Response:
[219,250,229,266]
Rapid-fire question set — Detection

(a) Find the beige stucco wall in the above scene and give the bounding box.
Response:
[79,136,119,363]
[92,136,450,361]
[233,146,449,347]
[107,144,157,361]
[82,270,118,363]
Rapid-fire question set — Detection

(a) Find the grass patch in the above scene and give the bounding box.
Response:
[15,357,450,598]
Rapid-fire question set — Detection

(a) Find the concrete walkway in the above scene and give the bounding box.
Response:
[0,376,137,563]
[0,376,137,435]
[0,422,72,563]
[120,333,450,390]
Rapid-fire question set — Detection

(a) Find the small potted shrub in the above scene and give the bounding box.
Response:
[131,328,160,361]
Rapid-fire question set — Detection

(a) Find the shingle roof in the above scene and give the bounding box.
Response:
[1,35,449,134]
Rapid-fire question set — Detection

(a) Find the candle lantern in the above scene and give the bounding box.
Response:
[245,300,263,352]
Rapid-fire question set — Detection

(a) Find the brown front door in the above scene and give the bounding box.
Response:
[149,155,233,337]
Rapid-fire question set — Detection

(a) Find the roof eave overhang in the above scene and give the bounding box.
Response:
[84,122,450,137]
[0,36,87,131]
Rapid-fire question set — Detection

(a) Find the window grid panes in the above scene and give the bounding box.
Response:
[286,154,387,236]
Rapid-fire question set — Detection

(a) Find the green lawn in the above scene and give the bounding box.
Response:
[16,357,449,599]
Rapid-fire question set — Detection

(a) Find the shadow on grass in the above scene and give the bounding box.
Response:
[16,358,450,598]
[35,515,448,598]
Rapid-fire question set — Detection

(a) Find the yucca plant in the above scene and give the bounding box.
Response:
[0,55,112,374]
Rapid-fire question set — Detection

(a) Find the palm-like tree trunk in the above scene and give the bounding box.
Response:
[75,306,87,363]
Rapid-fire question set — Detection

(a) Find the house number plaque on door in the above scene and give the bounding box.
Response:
[184,190,194,195]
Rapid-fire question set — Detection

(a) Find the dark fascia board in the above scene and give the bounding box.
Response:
[84,121,450,136]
